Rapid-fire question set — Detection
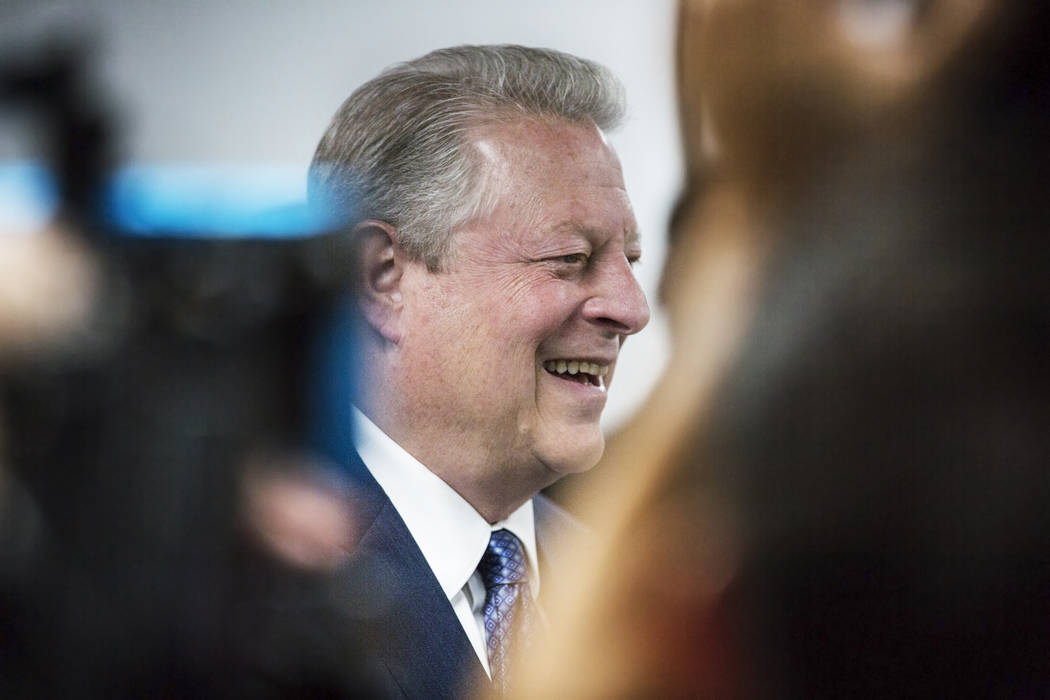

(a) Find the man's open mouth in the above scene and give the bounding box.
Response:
[542,359,608,389]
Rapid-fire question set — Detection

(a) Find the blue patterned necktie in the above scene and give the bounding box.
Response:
[478,528,533,694]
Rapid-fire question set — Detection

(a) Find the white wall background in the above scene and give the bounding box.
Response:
[3,0,682,431]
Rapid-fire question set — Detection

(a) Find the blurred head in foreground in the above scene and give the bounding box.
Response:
[518,1,1050,697]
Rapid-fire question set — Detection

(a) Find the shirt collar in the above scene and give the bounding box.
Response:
[352,407,540,600]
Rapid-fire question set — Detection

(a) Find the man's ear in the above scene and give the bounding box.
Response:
[354,220,406,345]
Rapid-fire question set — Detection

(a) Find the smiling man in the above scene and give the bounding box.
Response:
[309,45,649,698]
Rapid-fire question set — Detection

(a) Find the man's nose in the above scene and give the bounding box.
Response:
[582,256,651,336]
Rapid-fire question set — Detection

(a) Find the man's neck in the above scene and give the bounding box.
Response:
[354,402,553,523]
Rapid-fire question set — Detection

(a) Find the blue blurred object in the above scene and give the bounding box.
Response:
[0,160,344,238]
[0,161,58,232]
[307,296,360,470]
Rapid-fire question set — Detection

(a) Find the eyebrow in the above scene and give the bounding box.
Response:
[550,221,642,247]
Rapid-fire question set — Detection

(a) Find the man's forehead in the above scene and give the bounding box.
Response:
[463,117,636,247]
[470,118,623,181]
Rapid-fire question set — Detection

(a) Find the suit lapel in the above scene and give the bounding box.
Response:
[339,451,488,699]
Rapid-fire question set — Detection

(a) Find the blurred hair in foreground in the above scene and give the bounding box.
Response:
[519,1,1050,697]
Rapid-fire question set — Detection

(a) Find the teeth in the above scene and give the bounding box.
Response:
[543,359,610,377]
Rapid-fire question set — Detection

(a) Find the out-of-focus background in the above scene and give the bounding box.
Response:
[0,0,681,431]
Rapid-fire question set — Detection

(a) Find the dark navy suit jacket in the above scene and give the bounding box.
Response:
[337,448,583,699]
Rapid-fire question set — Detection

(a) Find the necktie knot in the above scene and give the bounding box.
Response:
[479,529,529,588]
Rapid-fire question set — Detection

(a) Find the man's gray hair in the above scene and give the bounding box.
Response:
[308,44,626,270]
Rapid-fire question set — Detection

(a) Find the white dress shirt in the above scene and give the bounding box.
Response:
[352,408,540,677]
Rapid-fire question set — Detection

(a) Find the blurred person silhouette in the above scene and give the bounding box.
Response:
[516,0,1050,697]
[0,39,380,698]
[0,227,380,700]
[307,44,649,698]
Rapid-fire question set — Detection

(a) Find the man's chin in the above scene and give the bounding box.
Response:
[537,432,605,477]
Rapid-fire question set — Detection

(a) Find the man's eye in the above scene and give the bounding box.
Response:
[557,253,587,265]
